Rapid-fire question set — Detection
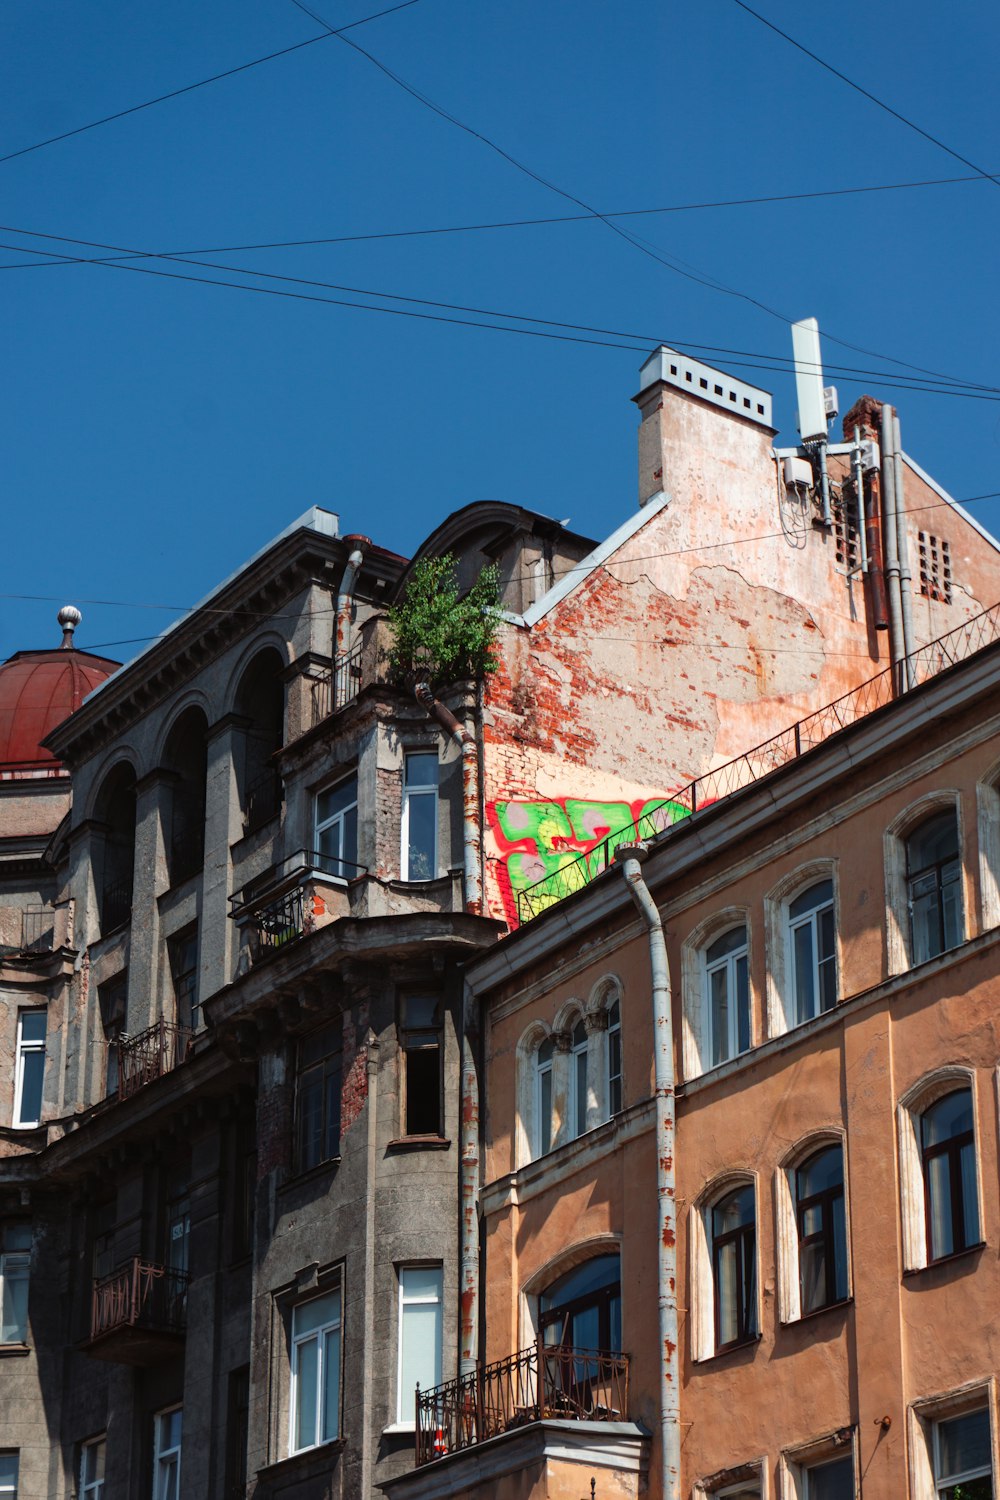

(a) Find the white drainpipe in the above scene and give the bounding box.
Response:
[617,844,680,1500]
[334,544,365,665]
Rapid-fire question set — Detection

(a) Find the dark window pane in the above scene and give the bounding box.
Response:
[405,1046,441,1135]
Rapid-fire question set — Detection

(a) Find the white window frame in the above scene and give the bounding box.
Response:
[401,751,439,882]
[681,907,752,1079]
[787,882,836,1027]
[702,925,751,1069]
[13,1009,46,1129]
[908,1380,997,1500]
[780,1431,858,1499]
[765,862,839,1039]
[897,1067,984,1273]
[152,1406,181,1500]
[0,1225,31,1345]
[0,1453,18,1499]
[689,1174,759,1363]
[314,774,359,879]
[396,1265,443,1426]
[289,1289,342,1454]
[884,791,965,976]
[80,1435,106,1500]
[693,1459,766,1498]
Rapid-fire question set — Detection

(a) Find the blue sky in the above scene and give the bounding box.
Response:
[3,0,998,665]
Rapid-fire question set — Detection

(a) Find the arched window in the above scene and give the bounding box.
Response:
[711,1185,758,1351]
[898,1069,983,1272]
[606,998,622,1118]
[703,925,750,1067]
[788,880,836,1025]
[535,1037,554,1159]
[921,1089,980,1262]
[234,649,284,835]
[538,1254,621,1354]
[906,811,962,965]
[796,1145,848,1314]
[94,762,137,934]
[163,707,208,886]
[569,1019,588,1140]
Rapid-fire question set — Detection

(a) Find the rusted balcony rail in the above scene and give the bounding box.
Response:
[515,598,1000,924]
[416,1343,630,1465]
[91,1258,189,1341]
[311,640,365,725]
[117,1019,192,1102]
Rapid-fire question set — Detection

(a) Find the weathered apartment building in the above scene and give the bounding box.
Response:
[1,341,998,1500]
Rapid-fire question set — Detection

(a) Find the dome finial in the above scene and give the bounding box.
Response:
[57,605,82,650]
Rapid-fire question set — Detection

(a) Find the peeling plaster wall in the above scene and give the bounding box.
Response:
[482,384,1000,924]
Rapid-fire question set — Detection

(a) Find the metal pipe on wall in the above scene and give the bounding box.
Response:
[880,404,905,691]
[617,845,680,1500]
[458,987,480,1377]
[334,543,365,662]
[893,413,918,689]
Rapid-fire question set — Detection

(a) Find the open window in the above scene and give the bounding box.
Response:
[399,997,442,1139]
[898,1070,984,1272]
[691,1176,759,1361]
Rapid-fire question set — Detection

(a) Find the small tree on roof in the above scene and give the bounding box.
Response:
[386,553,502,690]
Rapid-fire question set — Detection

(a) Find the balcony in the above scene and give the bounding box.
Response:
[117,1018,192,1102]
[229,849,365,964]
[416,1342,630,1465]
[84,1258,189,1365]
[311,639,365,725]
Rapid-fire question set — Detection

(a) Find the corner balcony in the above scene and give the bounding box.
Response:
[229,849,366,964]
[83,1258,189,1365]
[117,1018,192,1101]
[386,1343,646,1500]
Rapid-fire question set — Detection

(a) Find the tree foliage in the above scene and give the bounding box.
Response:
[386,553,503,689]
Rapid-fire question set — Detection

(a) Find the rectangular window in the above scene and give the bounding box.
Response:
[0,1455,18,1499]
[397,1266,443,1424]
[802,1454,854,1499]
[290,1289,341,1453]
[13,1010,46,1127]
[80,1436,106,1499]
[400,997,442,1137]
[168,928,199,1032]
[401,752,439,881]
[315,775,359,880]
[0,1226,31,1344]
[295,1024,342,1173]
[152,1408,182,1500]
[934,1408,992,1498]
[788,881,837,1025]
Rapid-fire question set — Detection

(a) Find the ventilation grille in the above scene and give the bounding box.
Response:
[918,532,952,604]
[638,346,772,427]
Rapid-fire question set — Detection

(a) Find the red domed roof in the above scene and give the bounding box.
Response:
[0,641,119,771]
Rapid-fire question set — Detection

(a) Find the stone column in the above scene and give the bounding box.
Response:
[584,1009,609,1130]
[550,1030,572,1150]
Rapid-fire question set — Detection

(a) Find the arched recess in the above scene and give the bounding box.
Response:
[162,706,209,887]
[94,761,137,933]
[233,647,285,834]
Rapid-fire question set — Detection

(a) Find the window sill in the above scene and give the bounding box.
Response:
[903,1242,985,1279]
[386,1136,451,1153]
[279,1156,342,1195]
[780,1296,852,1327]
[696,1333,762,1365]
[256,1440,345,1486]
[382,1422,416,1437]
[0,1343,31,1358]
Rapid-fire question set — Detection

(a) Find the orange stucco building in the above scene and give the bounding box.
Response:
[389,594,1000,1500]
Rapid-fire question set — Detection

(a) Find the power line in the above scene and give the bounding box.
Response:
[3,228,997,400]
[0,168,995,272]
[6,490,999,626]
[0,0,425,168]
[288,0,988,392]
[729,0,1000,191]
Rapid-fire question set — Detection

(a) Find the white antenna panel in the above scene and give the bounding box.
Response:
[792,317,828,443]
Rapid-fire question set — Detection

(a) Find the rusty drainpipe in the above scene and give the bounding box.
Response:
[616,844,680,1500]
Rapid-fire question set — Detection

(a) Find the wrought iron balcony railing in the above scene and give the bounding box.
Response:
[515,597,1000,924]
[311,640,365,725]
[90,1258,189,1342]
[242,768,283,836]
[229,850,367,961]
[416,1343,630,1465]
[117,1019,192,1101]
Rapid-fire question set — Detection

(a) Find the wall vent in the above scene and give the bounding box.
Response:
[918,532,952,604]
[638,346,772,427]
